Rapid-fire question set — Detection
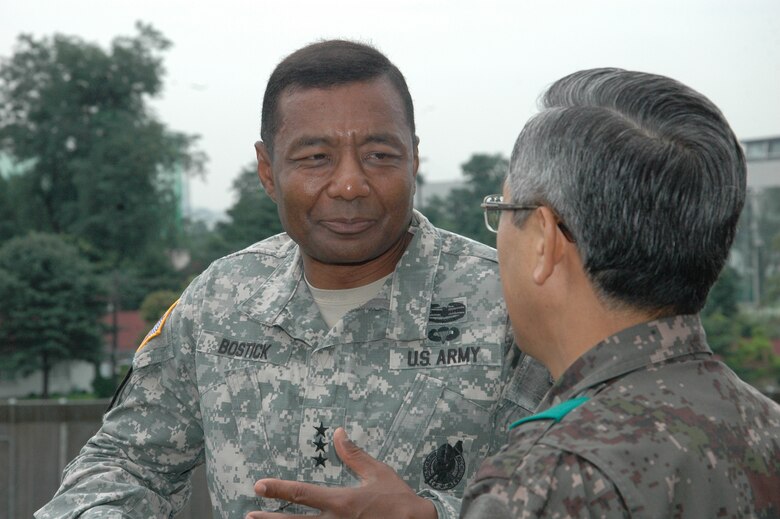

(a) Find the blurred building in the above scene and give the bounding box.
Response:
[744,136,780,186]
[0,152,35,179]
[731,136,780,305]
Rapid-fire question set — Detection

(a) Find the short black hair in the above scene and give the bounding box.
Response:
[260,39,416,156]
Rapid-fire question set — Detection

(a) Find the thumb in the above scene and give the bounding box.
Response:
[333,427,380,481]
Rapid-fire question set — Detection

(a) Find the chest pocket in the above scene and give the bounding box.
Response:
[376,372,493,497]
[197,329,306,511]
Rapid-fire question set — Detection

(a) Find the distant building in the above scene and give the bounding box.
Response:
[0,361,94,399]
[157,162,190,233]
[0,152,35,179]
[730,136,780,305]
[744,136,780,187]
[101,310,148,368]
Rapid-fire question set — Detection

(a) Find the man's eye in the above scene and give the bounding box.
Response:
[292,153,328,165]
[366,152,398,161]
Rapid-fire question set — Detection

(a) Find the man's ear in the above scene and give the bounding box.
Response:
[411,135,420,189]
[255,141,277,202]
[532,207,568,285]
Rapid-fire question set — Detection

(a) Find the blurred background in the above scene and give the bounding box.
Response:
[1,0,778,517]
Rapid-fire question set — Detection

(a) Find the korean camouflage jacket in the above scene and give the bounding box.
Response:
[462,315,780,519]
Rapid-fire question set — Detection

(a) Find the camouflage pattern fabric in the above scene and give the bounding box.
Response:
[461,315,780,519]
[35,211,550,519]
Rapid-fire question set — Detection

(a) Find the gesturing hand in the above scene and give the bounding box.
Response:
[245,427,437,519]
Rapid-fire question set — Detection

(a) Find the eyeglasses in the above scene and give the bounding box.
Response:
[481,194,539,233]
[480,194,576,242]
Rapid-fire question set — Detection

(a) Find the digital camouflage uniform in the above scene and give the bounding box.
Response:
[36,211,550,519]
[461,315,780,519]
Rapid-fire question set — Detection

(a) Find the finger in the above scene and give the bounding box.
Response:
[254,478,334,510]
[333,427,381,479]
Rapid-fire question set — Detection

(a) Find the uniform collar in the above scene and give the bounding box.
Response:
[542,314,712,407]
[386,210,441,341]
[238,210,441,347]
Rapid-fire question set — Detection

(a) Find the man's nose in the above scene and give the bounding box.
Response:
[326,151,371,200]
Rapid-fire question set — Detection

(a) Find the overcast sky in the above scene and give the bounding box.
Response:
[2,0,779,213]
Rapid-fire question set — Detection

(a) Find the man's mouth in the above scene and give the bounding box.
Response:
[319,218,375,235]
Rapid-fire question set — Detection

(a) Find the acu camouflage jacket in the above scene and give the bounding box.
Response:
[36,211,550,519]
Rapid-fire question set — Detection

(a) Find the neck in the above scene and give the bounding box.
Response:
[302,232,413,289]
[524,270,657,380]
[544,305,655,380]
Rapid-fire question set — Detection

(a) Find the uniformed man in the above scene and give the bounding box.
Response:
[460,68,780,518]
[35,40,550,519]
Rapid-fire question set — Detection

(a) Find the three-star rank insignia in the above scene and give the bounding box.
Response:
[312,421,329,467]
[422,440,466,490]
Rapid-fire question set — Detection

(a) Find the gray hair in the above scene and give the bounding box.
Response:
[507,68,746,315]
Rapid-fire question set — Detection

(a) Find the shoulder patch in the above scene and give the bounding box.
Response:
[138,299,179,351]
[423,440,466,490]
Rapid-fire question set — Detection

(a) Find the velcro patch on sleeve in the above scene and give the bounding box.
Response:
[137,299,180,352]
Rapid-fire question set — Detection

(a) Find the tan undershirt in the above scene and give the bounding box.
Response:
[305,273,392,329]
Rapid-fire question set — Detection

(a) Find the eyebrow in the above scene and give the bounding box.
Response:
[289,136,332,150]
[363,133,405,147]
[288,133,406,151]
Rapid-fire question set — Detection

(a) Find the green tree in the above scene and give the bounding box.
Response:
[422,153,507,246]
[0,175,19,241]
[731,329,780,384]
[703,266,741,319]
[701,312,739,357]
[0,233,106,398]
[217,164,283,250]
[0,22,204,264]
[140,289,180,325]
[182,164,283,270]
[180,218,225,274]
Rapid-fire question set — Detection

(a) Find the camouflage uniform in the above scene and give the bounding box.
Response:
[461,315,780,519]
[36,211,550,519]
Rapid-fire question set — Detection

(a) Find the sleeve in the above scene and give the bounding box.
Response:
[35,286,205,519]
[418,490,460,519]
[461,448,630,519]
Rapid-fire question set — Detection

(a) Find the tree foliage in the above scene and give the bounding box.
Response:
[421,153,507,247]
[140,289,180,325]
[0,175,21,241]
[183,164,283,270]
[217,164,283,250]
[0,233,106,397]
[703,266,741,319]
[0,22,204,264]
[0,24,206,396]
